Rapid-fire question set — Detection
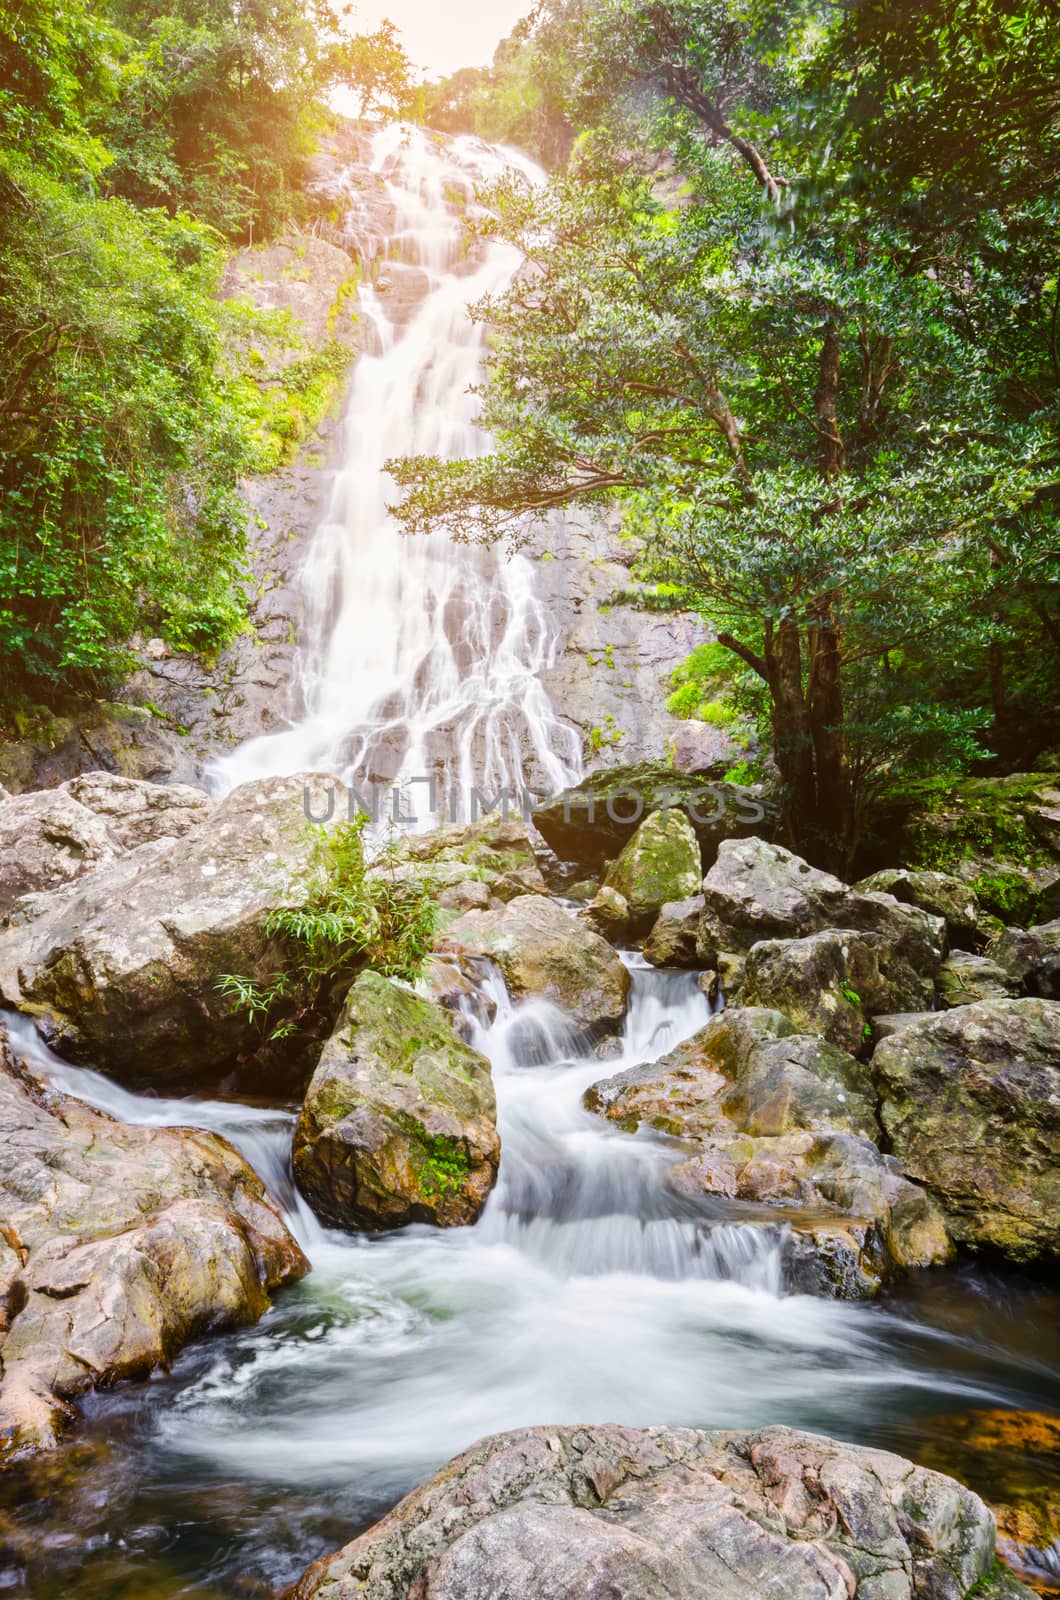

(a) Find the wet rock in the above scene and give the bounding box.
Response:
[577,885,630,941]
[643,894,705,967]
[531,761,766,874]
[744,928,933,1052]
[699,839,945,986]
[0,774,341,1086]
[856,868,981,944]
[287,1422,1011,1600]
[585,1007,949,1296]
[874,999,1060,1264]
[936,950,1016,1008]
[293,971,499,1231]
[437,894,630,1040]
[0,1027,307,1460]
[221,235,362,357]
[913,1409,1060,1596]
[0,773,209,917]
[602,807,702,930]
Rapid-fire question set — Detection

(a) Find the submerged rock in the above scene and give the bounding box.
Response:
[0,772,209,918]
[437,894,630,1040]
[585,1007,950,1296]
[287,1421,1018,1600]
[874,998,1060,1265]
[602,807,702,929]
[0,1027,307,1460]
[0,773,340,1086]
[293,971,499,1231]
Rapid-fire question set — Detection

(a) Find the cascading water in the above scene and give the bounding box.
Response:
[5,127,1058,1600]
[209,124,582,815]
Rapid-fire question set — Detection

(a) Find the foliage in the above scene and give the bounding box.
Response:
[389,0,1060,869]
[1,0,411,711]
[421,14,572,168]
[218,818,439,1044]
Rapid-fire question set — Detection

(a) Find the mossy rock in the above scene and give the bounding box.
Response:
[603,808,702,929]
[293,970,500,1232]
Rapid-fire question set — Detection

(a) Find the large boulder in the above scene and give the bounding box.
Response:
[0,774,341,1086]
[436,894,630,1039]
[602,808,702,929]
[744,929,933,1052]
[0,1028,307,1460]
[874,999,1060,1265]
[532,761,768,873]
[699,838,945,980]
[585,1007,950,1296]
[0,772,209,918]
[288,1422,1019,1600]
[293,972,500,1231]
[856,868,980,944]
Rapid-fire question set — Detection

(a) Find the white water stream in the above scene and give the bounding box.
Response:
[209,124,582,816]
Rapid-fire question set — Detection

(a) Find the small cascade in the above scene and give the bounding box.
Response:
[209,125,582,816]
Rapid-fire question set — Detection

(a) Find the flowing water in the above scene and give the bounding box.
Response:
[208,124,582,816]
[4,977,1060,1597]
[3,126,1059,1598]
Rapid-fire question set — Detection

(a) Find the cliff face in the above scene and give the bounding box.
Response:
[0,121,734,796]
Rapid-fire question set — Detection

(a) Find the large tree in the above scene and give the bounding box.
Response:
[390,0,1059,868]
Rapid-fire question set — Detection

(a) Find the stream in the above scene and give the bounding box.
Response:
[1,124,1058,1599]
[4,972,1060,1598]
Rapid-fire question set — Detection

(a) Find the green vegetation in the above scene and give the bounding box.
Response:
[218,818,439,1043]
[390,0,1060,872]
[0,0,411,708]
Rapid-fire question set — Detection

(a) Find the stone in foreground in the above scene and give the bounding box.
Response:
[436,893,630,1039]
[874,998,1060,1264]
[287,1422,1025,1600]
[0,1028,307,1461]
[293,971,500,1231]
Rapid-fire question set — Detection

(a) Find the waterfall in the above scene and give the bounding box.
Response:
[209,124,582,817]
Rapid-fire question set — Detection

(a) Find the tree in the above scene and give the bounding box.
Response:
[389,0,1060,868]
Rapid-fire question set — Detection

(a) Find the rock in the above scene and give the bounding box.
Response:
[0,1027,307,1459]
[936,950,1016,1008]
[287,1422,1012,1600]
[585,1008,950,1295]
[911,1408,1060,1596]
[989,920,1060,998]
[744,928,933,1052]
[577,885,630,940]
[856,868,980,943]
[221,234,362,357]
[0,773,342,1086]
[874,999,1060,1263]
[391,815,547,902]
[565,877,600,902]
[602,807,702,929]
[0,772,209,917]
[643,895,705,967]
[437,894,630,1040]
[532,761,767,873]
[698,839,945,984]
[293,972,499,1231]
[870,1012,935,1045]
[436,880,495,913]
